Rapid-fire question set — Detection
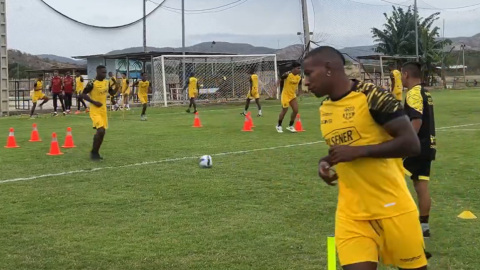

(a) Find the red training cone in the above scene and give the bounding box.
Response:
[47,132,63,156]
[5,128,20,148]
[62,127,76,148]
[29,123,42,142]
[295,114,306,132]
[241,116,253,132]
[246,112,255,128]
[193,112,203,128]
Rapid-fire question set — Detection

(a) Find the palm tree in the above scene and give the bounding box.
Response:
[116,59,143,73]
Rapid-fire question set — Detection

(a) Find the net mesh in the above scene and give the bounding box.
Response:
[152,55,277,106]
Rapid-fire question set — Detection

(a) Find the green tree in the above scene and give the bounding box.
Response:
[8,63,29,79]
[371,6,451,85]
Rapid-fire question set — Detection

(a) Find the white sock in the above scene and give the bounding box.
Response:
[259,109,262,114]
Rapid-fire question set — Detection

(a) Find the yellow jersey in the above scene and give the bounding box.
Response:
[320,80,416,220]
[250,74,259,91]
[390,70,403,101]
[138,80,150,96]
[188,77,198,92]
[282,73,301,97]
[34,80,43,91]
[122,78,130,92]
[75,76,84,93]
[109,77,117,91]
[85,80,109,114]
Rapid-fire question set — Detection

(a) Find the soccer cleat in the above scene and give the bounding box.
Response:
[257,113,262,117]
[52,112,58,117]
[29,116,35,120]
[140,115,146,121]
[62,111,66,116]
[90,152,104,162]
[186,109,191,113]
[286,126,297,133]
[193,110,198,114]
[240,112,246,116]
[425,250,432,260]
[75,110,80,115]
[276,126,283,133]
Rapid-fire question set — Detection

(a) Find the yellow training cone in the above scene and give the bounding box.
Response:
[458,211,477,219]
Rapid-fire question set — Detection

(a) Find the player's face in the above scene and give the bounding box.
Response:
[66,72,70,76]
[142,74,147,80]
[401,69,409,87]
[303,57,330,98]
[97,68,107,80]
[54,71,58,76]
[292,66,301,75]
[122,74,126,78]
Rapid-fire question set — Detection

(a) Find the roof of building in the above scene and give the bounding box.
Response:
[26,67,87,75]
[72,51,237,61]
[356,54,417,61]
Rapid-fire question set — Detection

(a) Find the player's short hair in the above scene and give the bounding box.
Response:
[53,70,59,73]
[122,73,126,76]
[141,72,147,76]
[38,73,43,77]
[305,46,346,65]
[190,72,195,77]
[96,65,106,70]
[402,61,422,78]
[291,61,301,68]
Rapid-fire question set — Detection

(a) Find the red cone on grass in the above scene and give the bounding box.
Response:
[47,132,63,156]
[193,112,203,128]
[294,114,306,132]
[246,112,255,128]
[5,128,20,148]
[241,116,253,132]
[62,127,76,148]
[29,123,42,142]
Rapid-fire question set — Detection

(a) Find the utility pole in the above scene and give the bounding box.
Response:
[181,0,186,89]
[143,0,147,53]
[414,0,419,61]
[300,0,311,52]
[441,19,446,89]
[461,43,466,84]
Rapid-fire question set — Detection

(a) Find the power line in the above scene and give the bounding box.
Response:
[148,0,250,14]
[37,0,164,29]
[378,0,480,10]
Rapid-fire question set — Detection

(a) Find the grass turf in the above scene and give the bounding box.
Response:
[0,90,479,269]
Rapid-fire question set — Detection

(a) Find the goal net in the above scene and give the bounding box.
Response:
[152,54,278,107]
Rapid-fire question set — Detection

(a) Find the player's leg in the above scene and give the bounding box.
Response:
[242,98,251,116]
[277,107,288,133]
[66,93,72,112]
[91,127,106,161]
[141,103,147,120]
[58,94,66,115]
[254,98,262,116]
[286,98,299,133]
[52,93,58,114]
[30,102,37,118]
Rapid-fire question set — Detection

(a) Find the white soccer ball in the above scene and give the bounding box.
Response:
[199,155,213,168]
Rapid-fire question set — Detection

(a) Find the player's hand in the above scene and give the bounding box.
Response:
[329,145,365,164]
[92,101,103,107]
[318,159,338,186]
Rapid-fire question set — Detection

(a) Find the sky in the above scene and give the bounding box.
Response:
[7,0,480,57]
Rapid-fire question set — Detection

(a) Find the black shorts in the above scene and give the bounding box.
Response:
[403,157,432,181]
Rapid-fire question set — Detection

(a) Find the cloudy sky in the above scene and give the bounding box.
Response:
[8,0,480,57]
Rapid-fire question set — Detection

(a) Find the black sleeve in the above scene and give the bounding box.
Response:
[80,77,84,82]
[281,73,289,80]
[365,85,405,126]
[126,79,129,84]
[34,82,37,88]
[404,86,423,120]
[83,81,94,94]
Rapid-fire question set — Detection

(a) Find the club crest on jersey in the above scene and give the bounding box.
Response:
[324,127,362,146]
[343,106,355,120]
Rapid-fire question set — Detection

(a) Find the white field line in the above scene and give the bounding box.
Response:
[437,128,480,131]
[435,123,480,130]
[0,141,324,184]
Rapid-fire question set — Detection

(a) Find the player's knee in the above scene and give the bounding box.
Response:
[97,128,106,136]
[413,180,429,195]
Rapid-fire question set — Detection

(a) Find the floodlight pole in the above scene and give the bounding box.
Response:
[181,0,186,89]
[414,0,419,62]
[143,0,147,53]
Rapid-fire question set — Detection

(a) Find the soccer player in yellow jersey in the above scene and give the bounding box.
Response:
[75,71,88,114]
[133,72,151,121]
[389,63,403,101]
[276,62,302,133]
[303,46,430,270]
[186,73,199,113]
[121,73,131,110]
[108,72,120,111]
[241,68,262,117]
[29,74,49,119]
[81,65,116,161]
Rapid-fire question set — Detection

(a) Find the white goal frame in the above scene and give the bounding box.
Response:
[153,54,279,107]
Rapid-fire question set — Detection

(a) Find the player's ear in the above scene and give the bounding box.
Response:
[325,62,332,77]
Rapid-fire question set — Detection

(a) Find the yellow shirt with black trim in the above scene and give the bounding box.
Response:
[188,77,198,97]
[390,69,403,101]
[320,80,417,220]
[109,77,117,91]
[138,80,150,96]
[75,76,84,93]
[34,80,43,91]
[85,79,110,114]
[404,85,436,160]
[281,73,301,98]
[122,78,130,94]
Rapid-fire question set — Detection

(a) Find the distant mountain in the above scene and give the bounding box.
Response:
[37,54,87,65]
[449,33,480,51]
[9,50,84,71]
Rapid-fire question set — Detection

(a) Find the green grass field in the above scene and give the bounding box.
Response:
[0,90,480,270]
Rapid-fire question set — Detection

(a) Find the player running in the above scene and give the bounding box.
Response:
[121,73,131,110]
[389,63,403,101]
[49,70,66,116]
[241,68,262,117]
[133,72,151,121]
[75,71,88,114]
[401,62,436,239]
[185,72,199,113]
[63,71,74,114]
[304,46,429,270]
[276,62,302,133]
[29,74,49,119]
[81,65,116,161]
[108,72,120,111]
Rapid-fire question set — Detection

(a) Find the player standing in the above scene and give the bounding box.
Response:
[389,63,403,101]
[75,71,88,114]
[29,74,49,119]
[276,62,302,133]
[304,46,429,270]
[81,65,116,161]
[121,73,131,110]
[108,72,119,111]
[186,72,199,113]
[241,68,262,117]
[63,71,74,114]
[49,70,66,116]
[401,62,436,239]
[133,72,151,121]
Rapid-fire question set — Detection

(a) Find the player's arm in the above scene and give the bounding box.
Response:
[33,82,38,90]
[405,87,423,133]
[297,78,303,95]
[390,71,395,91]
[277,72,288,87]
[148,81,152,93]
[249,77,253,95]
[81,82,102,107]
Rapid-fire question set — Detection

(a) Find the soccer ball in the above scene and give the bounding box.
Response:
[199,155,213,168]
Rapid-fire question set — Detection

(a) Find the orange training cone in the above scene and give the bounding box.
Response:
[193,112,203,128]
[246,112,255,128]
[5,128,20,148]
[294,114,306,132]
[47,132,63,156]
[62,127,76,148]
[241,116,253,132]
[29,123,42,142]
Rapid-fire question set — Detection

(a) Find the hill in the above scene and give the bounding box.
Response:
[37,54,87,65]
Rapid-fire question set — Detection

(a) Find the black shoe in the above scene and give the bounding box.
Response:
[90,152,104,162]
[186,109,191,113]
[423,229,430,239]
[193,110,198,114]
[240,112,246,116]
[425,250,432,260]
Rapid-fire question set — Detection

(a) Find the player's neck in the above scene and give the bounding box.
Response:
[329,76,353,101]
[407,80,422,89]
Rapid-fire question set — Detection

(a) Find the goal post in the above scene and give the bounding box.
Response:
[152,54,278,107]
